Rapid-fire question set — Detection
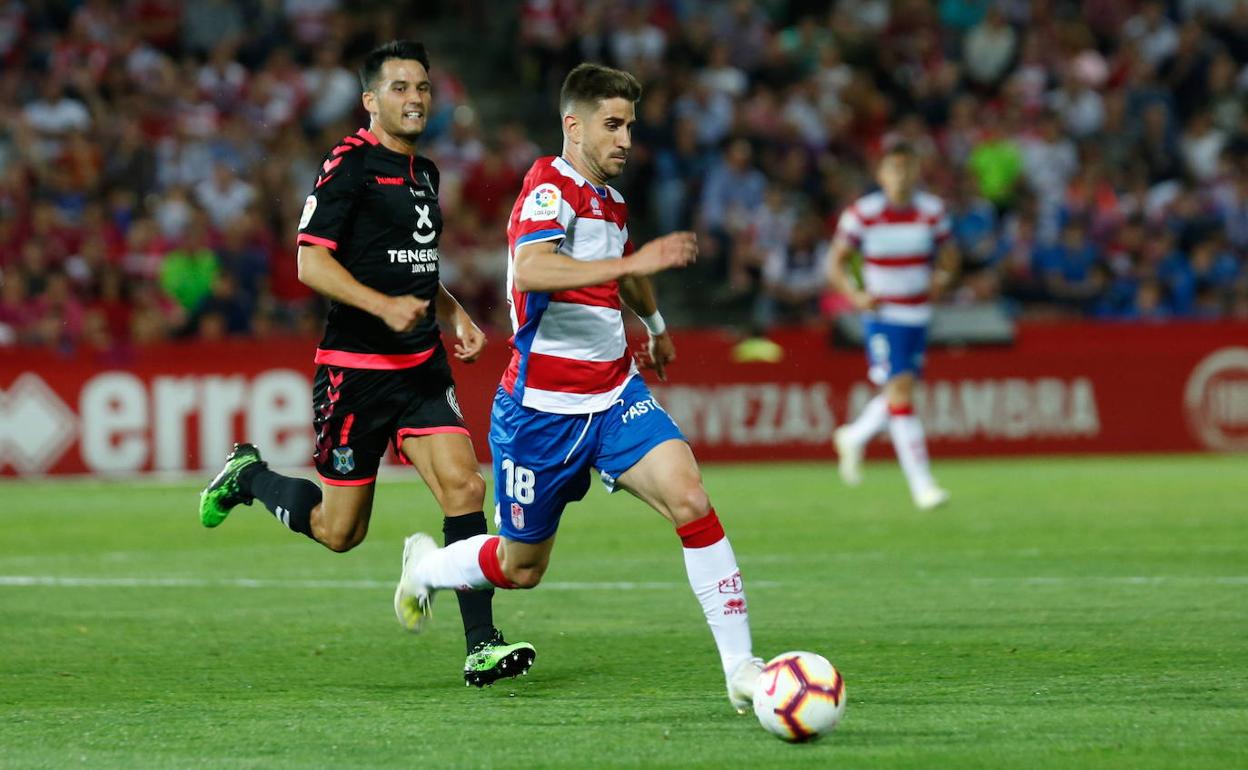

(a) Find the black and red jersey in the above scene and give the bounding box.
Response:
[297,128,444,369]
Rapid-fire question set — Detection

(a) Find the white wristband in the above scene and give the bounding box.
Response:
[640,310,666,336]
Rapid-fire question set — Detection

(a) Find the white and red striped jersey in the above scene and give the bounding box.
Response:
[835,190,951,326]
[502,155,638,414]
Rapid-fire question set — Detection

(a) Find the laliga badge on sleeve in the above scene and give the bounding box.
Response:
[520,183,561,222]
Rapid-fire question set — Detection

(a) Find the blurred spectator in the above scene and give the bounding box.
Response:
[1034,219,1106,308]
[159,220,218,316]
[1124,1,1179,71]
[182,0,246,57]
[461,144,522,226]
[195,163,255,229]
[968,117,1024,210]
[1180,110,1228,181]
[963,7,1017,88]
[303,45,359,130]
[699,137,766,266]
[753,210,829,332]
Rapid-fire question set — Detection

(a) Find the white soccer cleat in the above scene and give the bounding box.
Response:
[727,656,765,715]
[833,427,864,487]
[393,533,438,633]
[913,486,951,511]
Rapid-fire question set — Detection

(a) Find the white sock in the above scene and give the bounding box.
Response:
[679,511,754,679]
[413,534,495,591]
[842,393,889,447]
[889,410,936,496]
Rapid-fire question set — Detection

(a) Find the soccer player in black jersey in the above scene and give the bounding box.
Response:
[198,40,534,686]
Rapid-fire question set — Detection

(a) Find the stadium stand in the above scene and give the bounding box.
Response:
[1,0,1246,354]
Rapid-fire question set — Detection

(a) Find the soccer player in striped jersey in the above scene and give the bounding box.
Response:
[394,63,766,711]
[826,142,958,510]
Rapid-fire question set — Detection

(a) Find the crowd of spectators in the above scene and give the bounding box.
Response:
[2,1,1247,356]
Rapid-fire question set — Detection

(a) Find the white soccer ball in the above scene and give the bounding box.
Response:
[752,651,846,742]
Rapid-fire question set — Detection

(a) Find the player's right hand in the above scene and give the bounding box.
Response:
[631,232,698,276]
[381,295,429,333]
[849,290,880,312]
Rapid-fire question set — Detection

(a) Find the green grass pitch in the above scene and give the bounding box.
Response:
[2,455,1246,769]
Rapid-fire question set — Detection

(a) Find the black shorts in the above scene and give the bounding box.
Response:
[312,345,469,486]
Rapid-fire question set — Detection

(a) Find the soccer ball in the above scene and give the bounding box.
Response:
[752,651,846,742]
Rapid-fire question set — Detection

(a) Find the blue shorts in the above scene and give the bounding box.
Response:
[489,376,686,544]
[864,318,927,385]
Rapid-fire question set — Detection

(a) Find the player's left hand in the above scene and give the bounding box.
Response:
[453,316,487,363]
[637,331,676,382]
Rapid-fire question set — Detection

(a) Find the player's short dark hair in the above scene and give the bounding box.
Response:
[559,63,642,116]
[359,40,431,91]
[881,141,918,161]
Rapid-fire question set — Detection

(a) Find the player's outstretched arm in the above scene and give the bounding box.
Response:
[513,232,697,293]
[297,244,428,332]
[824,238,877,312]
[434,282,486,362]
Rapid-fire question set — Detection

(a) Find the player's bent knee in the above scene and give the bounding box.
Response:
[505,565,544,589]
[321,528,364,553]
[669,485,711,527]
[317,515,366,553]
[434,468,487,513]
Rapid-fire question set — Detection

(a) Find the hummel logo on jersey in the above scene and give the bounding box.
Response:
[375,176,404,185]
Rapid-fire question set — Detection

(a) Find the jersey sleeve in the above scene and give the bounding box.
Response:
[834,205,864,247]
[513,173,577,248]
[297,152,363,252]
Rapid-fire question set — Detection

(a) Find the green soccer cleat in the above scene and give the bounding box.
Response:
[464,631,537,688]
[199,443,264,528]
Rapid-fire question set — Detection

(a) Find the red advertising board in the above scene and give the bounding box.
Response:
[1,321,1246,477]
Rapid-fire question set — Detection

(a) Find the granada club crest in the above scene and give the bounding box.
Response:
[510,502,525,530]
[331,446,355,474]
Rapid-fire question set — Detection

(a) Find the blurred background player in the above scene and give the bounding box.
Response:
[197,41,534,686]
[826,143,958,510]
[392,63,766,713]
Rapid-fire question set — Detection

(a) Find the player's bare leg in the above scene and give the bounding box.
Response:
[834,393,889,486]
[884,373,948,509]
[310,483,375,551]
[615,439,763,714]
[394,530,544,682]
[200,443,372,551]
[396,433,536,684]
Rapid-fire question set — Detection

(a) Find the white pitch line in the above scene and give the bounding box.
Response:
[969,576,1248,586]
[1,575,1244,591]
[0,575,783,591]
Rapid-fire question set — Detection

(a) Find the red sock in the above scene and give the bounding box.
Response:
[677,510,725,548]
[476,536,515,589]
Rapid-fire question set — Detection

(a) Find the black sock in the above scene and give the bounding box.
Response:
[444,511,496,652]
[243,465,321,539]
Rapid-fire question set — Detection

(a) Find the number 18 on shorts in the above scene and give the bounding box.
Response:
[489,378,687,544]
